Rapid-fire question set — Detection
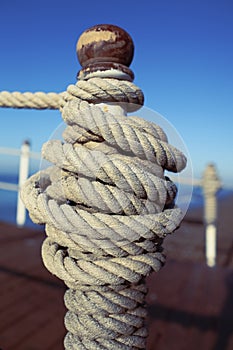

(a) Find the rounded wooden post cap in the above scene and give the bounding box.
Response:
[76,24,135,81]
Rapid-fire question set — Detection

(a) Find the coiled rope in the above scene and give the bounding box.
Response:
[4,24,187,349]
[20,84,186,348]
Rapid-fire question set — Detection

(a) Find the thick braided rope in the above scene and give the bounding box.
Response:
[21,92,186,349]
[0,78,143,111]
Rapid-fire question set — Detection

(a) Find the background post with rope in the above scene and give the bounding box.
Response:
[202,164,221,268]
[2,24,187,349]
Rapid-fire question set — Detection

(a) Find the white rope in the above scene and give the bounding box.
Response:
[0,91,65,109]
[0,78,144,112]
[20,77,186,349]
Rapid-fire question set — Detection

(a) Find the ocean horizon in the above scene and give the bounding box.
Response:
[0,172,232,228]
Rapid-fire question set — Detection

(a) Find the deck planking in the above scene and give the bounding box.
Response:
[146,260,233,350]
[0,207,233,350]
[0,223,65,350]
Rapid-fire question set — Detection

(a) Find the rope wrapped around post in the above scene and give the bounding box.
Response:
[21,24,187,349]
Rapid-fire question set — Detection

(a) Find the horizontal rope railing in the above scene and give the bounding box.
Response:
[0,181,18,191]
[0,147,41,159]
[0,91,65,110]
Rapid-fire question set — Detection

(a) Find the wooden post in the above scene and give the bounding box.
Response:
[16,140,30,226]
[202,164,221,267]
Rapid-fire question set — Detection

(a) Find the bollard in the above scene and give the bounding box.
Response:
[202,163,221,267]
[21,24,187,349]
[16,140,30,226]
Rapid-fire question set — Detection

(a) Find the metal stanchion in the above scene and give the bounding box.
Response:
[16,140,30,226]
[202,164,221,267]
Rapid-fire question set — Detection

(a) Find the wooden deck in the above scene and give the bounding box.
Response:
[0,195,233,350]
[0,223,66,350]
[147,261,233,350]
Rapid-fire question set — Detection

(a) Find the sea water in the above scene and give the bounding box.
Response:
[0,172,231,228]
[0,172,40,228]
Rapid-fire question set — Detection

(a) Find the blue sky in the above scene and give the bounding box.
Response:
[0,0,232,187]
